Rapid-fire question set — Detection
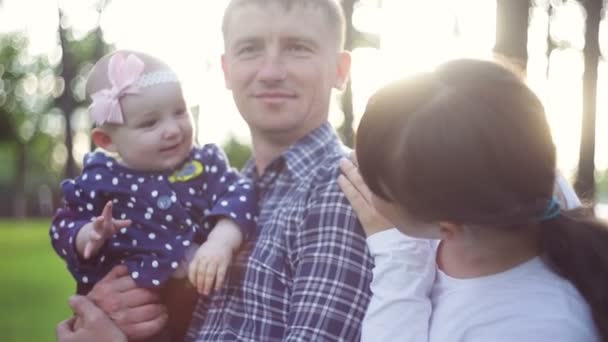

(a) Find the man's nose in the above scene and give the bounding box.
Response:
[258,54,287,83]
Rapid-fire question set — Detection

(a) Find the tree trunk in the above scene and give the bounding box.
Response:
[494,0,530,71]
[57,9,78,179]
[546,3,556,78]
[340,0,356,148]
[574,0,602,203]
[90,25,107,152]
[14,142,26,218]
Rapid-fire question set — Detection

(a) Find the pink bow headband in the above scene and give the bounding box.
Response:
[89,53,179,126]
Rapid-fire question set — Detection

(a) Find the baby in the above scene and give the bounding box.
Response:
[50,51,257,337]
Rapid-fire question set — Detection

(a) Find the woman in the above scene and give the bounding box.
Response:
[338,59,606,341]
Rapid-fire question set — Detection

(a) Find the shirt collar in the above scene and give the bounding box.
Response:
[242,122,340,182]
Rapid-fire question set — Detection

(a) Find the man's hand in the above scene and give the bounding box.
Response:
[188,218,242,295]
[56,295,127,342]
[87,265,168,340]
[338,157,394,237]
[76,201,131,259]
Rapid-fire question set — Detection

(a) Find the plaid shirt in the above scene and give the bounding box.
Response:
[186,122,373,341]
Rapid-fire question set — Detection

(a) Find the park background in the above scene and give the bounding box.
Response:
[1,0,607,341]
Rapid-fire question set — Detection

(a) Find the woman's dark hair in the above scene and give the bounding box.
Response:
[356,58,608,339]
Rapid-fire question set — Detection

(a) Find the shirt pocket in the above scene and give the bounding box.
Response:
[250,226,291,288]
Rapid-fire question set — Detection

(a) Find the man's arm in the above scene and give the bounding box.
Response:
[285,181,373,341]
[56,295,127,342]
[86,265,168,340]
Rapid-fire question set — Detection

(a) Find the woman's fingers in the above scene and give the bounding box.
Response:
[339,158,373,203]
[338,175,373,220]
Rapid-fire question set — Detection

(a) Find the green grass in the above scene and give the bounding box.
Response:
[0,219,74,342]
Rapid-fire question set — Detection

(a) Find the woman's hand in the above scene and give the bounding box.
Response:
[338,157,394,237]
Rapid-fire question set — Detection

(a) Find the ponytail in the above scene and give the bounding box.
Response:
[539,211,608,340]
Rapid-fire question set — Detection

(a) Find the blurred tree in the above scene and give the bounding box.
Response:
[0,33,56,217]
[574,0,602,203]
[545,1,557,77]
[57,9,78,179]
[339,0,380,147]
[597,169,608,202]
[494,0,531,71]
[57,1,109,179]
[222,136,251,171]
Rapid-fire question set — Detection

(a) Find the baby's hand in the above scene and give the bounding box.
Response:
[77,201,131,259]
[188,240,233,295]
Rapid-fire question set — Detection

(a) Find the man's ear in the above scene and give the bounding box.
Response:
[92,128,116,152]
[334,51,351,91]
[438,221,463,241]
[221,54,232,90]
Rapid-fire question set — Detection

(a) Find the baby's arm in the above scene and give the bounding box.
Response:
[51,173,130,286]
[75,201,131,259]
[186,145,256,294]
[188,218,243,295]
[51,177,110,276]
[196,144,257,237]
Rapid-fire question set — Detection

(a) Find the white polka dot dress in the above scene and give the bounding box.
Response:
[52,144,257,291]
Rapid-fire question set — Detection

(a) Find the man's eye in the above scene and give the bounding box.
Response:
[287,44,312,55]
[238,45,260,55]
[288,44,310,53]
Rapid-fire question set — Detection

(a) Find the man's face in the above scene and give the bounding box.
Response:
[221,3,350,143]
[107,82,194,172]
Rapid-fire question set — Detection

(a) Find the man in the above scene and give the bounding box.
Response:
[64,0,373,341]
[186,0,372,340]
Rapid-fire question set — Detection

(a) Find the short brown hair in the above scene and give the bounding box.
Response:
[222,0,346,50]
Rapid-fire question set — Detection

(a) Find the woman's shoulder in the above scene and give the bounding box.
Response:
[433,258,598,341]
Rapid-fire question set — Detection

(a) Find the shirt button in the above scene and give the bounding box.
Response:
[157,196,172,210]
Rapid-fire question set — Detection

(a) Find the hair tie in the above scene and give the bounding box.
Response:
[540,197,560,221]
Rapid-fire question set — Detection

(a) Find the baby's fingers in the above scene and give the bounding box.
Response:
[203,261,218,296]
[109,219,132,235]
[83,241,98,260]
[188,259,197,287]
[195,259,209,295]
[101,201,113,223]
[214,263,228,291]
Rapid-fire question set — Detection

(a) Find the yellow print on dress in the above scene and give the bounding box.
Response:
[169,160,204,183]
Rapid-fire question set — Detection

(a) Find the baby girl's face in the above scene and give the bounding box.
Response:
[107,81,194,171]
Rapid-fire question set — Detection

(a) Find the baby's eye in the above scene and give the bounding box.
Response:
[138,120,157,129]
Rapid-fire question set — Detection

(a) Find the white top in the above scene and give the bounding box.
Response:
[361,177,599,342]
[430,256,598,342]
[362,229,436,342]
[363,231,599,342]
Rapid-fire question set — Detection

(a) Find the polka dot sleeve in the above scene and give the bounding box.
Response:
[197,144,257,239]
[50,171,110,285]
